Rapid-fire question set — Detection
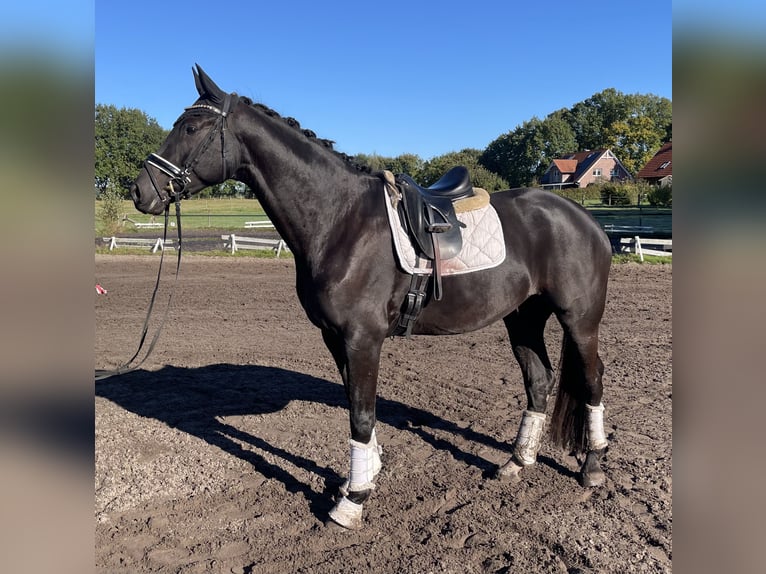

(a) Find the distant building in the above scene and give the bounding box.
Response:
[636,142,672,187]
[540,149,632,188]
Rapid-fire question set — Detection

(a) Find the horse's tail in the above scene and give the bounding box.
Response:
[549,332,588,453]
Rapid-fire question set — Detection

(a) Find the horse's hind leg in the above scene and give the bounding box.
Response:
[550,309,609,488]
[496,296,555,482]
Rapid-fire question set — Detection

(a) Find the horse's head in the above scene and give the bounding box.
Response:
[130,65,241,215]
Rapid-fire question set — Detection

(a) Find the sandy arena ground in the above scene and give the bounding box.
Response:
[95,255,671,573]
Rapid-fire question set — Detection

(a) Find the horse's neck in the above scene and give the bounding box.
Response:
[236,113,373,263]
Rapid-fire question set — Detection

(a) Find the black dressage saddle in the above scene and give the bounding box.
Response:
[393,166,476,329]
[395,166,474,264]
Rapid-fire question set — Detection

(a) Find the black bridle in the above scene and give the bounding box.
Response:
[144,92,236,206]
[95,94,236,381]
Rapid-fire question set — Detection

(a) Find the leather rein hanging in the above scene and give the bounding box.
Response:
[94,95,235,381]
[94,196,183,381]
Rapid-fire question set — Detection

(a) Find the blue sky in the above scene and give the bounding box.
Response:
[96,1,672,160]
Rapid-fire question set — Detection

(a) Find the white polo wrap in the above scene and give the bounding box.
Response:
[585,402,608,450]
[341,429,383,495]
[513,410,546,466]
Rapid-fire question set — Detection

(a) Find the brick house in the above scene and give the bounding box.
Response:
[540,148,632,188]
[636,141,672,187]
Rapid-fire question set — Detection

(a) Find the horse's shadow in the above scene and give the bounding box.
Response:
[95,363,515,519]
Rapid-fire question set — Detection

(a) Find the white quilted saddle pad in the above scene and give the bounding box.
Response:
[383,187,506,276]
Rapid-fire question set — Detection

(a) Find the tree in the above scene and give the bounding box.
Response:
[384,153,425,179]
[562,88,629,152]
[95,104,168,198]
[353,153,425,180]
[561,89,672,171]
[197,180,252,198]
[533,113,579,174]
[604,114,663,174]
[481,89,671,186]
[480,116,576,187]
[353,150,507,191]
[352,153,389,172]
[421,148,509,192]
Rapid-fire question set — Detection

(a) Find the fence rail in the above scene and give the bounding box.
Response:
[102,237,175,252]
[221,234,289,257]
[244,221,276,229]
[619,236,672,261]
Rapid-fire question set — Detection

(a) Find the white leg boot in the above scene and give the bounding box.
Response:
[328,429,383,529]
[497,410,546,481]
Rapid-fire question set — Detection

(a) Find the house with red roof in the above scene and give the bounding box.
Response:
[540,149,632,188]
[636,142,672,187]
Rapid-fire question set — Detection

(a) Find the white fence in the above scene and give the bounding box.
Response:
[244,220,276,230]
[102,237,175,252]
[620,236,672,261]
[603,224,654,234]
[122,216,174,229]
[221,234,289,257]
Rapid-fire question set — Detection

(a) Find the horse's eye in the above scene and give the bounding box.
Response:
[185,125,198,135]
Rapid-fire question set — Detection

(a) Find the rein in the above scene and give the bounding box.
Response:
[94,191,184,381]
[96,95,235,381]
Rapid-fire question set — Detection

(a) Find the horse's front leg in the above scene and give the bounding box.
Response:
[323,329,384,530]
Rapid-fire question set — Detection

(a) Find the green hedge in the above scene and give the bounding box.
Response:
[550,181,670,207]
[647,185,672,207]
[552,186,603,204]
[561,181,656,206]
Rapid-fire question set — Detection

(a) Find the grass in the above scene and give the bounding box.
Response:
[95,198,268,235]
[98,198,672,234]
[97,198,672,234]
[611,253,672,264]
[96,197,671,264]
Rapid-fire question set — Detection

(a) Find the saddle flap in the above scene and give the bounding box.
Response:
[397,180,463,260]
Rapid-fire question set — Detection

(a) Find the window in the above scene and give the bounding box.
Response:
[593,168,602,176]
[610,168,619,177]
[659,161,671,169]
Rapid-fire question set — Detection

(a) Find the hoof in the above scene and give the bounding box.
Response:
[579,448,607,488]
[495,458,524,483]
[580,469,606,488]
[324,519,350,532]
[327,496,364,530]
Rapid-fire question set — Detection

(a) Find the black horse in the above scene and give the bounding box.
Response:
[129,65,612,529]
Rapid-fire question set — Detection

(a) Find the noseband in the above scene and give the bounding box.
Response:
[144,93,236,204]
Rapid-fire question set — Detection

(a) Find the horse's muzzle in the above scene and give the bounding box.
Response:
[130,181,166,215]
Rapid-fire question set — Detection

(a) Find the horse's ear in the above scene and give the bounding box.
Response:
[192,64,227,105]
[192,65,204,96]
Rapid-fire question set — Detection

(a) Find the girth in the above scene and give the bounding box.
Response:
[390,166,475,336]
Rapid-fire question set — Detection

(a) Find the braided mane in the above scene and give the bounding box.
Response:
[238,95,371,173]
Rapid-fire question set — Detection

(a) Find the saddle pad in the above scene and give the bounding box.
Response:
[383,186,506,276]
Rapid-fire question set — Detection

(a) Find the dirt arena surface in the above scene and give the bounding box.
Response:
[95,255,672,573]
